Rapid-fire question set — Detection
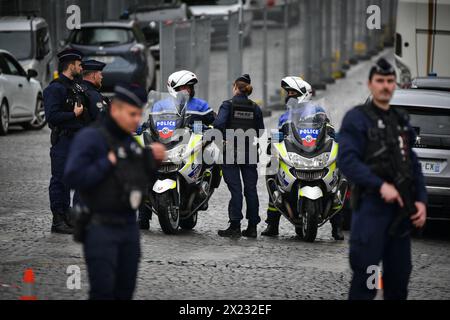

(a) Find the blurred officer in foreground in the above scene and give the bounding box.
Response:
[81,59,110,120]
[214,74,265,238]
[44,48,90,234]
[262,76,344,240]
[63,83,166,300]
[338,58,427,300]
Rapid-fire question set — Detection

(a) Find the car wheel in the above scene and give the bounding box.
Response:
[22,95,46,130]
[0,100,9,136]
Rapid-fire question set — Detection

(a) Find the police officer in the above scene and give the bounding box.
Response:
[337,58,427,300]
[63,83,166,300]
[81,59,110,120]
[137,70,215,230]
[44,48,91,234]
[161,70,214,125]
[214,74,265,238]
[262,76,344,240]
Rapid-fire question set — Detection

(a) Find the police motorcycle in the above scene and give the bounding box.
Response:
[266,100,347,242]
[136,91,221,234]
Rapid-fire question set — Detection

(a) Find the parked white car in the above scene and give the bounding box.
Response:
[0,49,45,135]
[0,16,55,88]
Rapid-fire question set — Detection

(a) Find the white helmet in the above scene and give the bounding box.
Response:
[281,76,313,103]
[167,70,198,98]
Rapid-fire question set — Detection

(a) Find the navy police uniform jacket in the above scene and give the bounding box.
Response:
[43,74,84,131]
[81,79,104,121]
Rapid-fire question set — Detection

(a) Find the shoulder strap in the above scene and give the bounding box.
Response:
[93,124,117,151]
[356,102,379,124]
[392,107,410,126]
[50,77,68,88]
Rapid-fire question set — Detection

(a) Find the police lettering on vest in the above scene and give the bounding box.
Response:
[227,97,257,131]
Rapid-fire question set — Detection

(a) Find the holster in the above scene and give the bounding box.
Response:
[72,206,92,244]
[50,128,60,146]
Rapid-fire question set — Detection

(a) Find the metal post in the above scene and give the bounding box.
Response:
[339,0,350,71]
[348,0,358,64]
[227,11,243,95]
[190,18,196,70]
[159,21,176,92]
[309,0,325,89]
[262,5,268,109]
[366,0,377,56]
[283,0,289,76]
[322,0,334,84]
[303,0,312,82]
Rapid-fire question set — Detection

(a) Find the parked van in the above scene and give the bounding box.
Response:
[394,0,450,86]
[183,0,253,46]
[0,16,54,87]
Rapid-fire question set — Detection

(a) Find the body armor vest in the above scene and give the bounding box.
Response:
[358,102,414,184]
[50,78,92,127]
[226,97,257,131]
[81,125,151,213]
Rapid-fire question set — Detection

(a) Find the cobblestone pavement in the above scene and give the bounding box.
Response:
[1,49,450,300]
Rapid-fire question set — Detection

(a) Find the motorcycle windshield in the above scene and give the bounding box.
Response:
[286,99,329,152]
[147,91,189,143]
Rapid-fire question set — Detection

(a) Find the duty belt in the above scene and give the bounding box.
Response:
[90,214,131,226]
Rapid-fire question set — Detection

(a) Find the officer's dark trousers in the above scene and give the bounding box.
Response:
[83,221,141,300]
[49,136,72,213]
[222,164,261,226]
[349,195,412,300]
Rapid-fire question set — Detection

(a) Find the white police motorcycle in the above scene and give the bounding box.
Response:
[137,91,221,234]
[266,100,347,242]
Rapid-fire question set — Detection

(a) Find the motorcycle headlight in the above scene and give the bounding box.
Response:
[288,152,330,169]
[166,144,187,164]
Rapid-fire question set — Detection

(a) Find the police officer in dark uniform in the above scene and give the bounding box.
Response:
[214,74,265,238]
[44,48,91,234]
[337,58,427,300]
[63,83,166,300]
[81,59,111,120]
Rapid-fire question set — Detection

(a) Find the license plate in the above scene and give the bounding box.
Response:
[420,160,443,174]
[92,56,115,64]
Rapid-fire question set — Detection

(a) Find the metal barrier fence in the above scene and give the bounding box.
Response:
[159,17,211,101]
[1,0,398,111]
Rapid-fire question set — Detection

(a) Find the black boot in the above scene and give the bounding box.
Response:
[218,223,241,238]
[332,224,344,240]
[138,216,150,230]
[261,214,280,237]
[64,209,75,228]
[261,222,279,237]
[242,224,257,238]
[51,212,74,234]
[138,205,151,230]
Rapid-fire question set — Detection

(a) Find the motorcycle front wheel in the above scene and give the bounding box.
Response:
[156,192,180,234]
[179,212,198,230]
[296,199,321,242]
